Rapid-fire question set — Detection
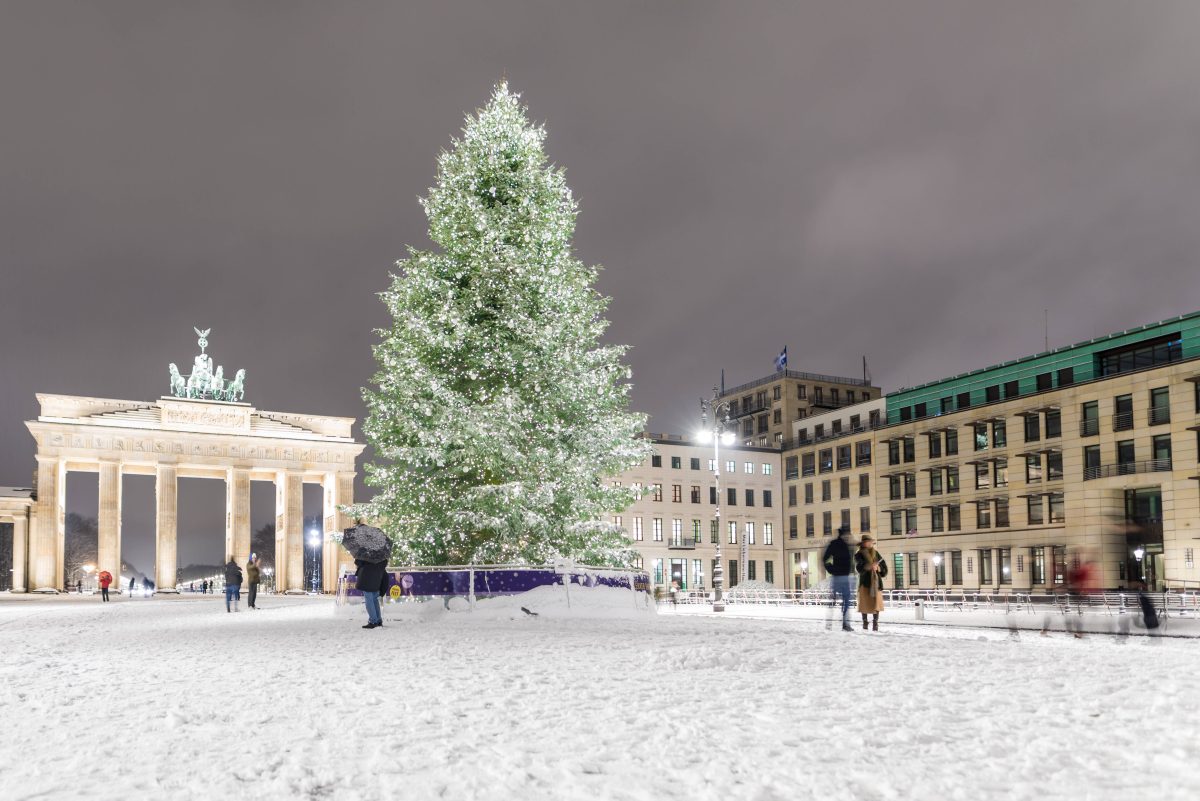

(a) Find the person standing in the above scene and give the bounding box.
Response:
[245,556,260,610]
[823,526,855,632]
[855,534,888,631]
[355,557,387,629]
[98,570,112,602]
[224,557,243,613]
[129,576,136,598]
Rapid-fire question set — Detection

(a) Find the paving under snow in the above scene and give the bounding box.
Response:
[1,587,1197,800]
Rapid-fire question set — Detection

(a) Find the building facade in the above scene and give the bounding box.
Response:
[716,369,881,449]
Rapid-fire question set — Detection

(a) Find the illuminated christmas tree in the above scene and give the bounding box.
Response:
[358,83,650,566]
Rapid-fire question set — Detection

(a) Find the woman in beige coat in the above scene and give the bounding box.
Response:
[854,534,888,630]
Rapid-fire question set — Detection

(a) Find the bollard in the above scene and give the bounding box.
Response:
[914,599,925,621]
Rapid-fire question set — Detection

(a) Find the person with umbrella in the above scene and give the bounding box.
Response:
[98,570,113,602]
[341,524,391,630]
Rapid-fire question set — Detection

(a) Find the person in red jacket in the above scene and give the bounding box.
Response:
[98,570,113,602]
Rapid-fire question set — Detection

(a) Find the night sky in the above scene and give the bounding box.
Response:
[3,2,1200,568]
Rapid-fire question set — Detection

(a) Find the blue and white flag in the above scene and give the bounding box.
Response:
[774,347,787,371]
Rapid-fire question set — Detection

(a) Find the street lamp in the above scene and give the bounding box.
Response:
[931,553,942,588]
[1134,546,1145,581]
[799,560,809,592]
[698,385,735,613]
[308,529,321,593]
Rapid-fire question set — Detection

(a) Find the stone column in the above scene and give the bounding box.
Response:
[11,514,29,592]
[30,457,65,591]
[225,468,251,565]
[275,471,303,593]
[97,461,122,588]
[155,464,179,592]
[322,472,357,592]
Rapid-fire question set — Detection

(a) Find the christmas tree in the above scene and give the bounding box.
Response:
[357,83,651,566]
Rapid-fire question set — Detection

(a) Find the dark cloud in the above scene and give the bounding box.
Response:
[3,2,1200,566]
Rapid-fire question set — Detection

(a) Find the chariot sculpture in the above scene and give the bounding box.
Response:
[168,328,247,402]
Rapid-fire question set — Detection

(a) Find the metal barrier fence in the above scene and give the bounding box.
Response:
[666,587,1200,619]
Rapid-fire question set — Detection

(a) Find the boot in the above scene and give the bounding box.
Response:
[872,614,879,632]
[862,614,868,630]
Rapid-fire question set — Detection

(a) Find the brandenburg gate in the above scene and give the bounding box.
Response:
[13,329,365,593]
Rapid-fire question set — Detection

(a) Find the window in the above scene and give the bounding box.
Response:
[728,560,737,587]
[941,397,954,415]
[802,454,815,476]
[788,485,797,507]
[1026,454,1042,483]
[928,432,942,459]
[1024,414,1040,443]
[832,420,843,435]
[708,459,716,472]
[744,461,753,474]
[762,463,773,476]
[860,507,871,533]
[992,419,1006,448]
[693,559,704,589]
[690,485,701,503]
[652,518,663,541]
[893,554,905,590]
[888,441,901,466]
[904,472,916,499]
[1046,451,1063,480]
[1153,434,1172,467]
[890,511,903,536]
[671,518,682,545]
[671,456,681,469]
[975,463,991,490]
[633,517,643,541]
[951,551,962,584]
[948,504,961,531]
[822,481,832,502]
[789,516,798,539]
[994,461,1008,488]
[915,402,927,418]
[1028,496,1044,525]
[710,520,718,543]
[1057,368,1074,387]
[763,523,773,545]
[653,559,663,585]
[931,506,944,532]
[958,392,972,409]
[976,502,991,529]
[709,486,718,504]
[729,522,737,544]
[804,483,813,504]
[889,475,901,501]
[672,484,682,503]
[819,449,833,473]
[934,553,946,585]
[998,548,1012,584]
[850,414,861,429]
[1031,547,1046,584]
[908,553,919,586]
[745,489,755,507]
[905,509,917,535]
[995,499,1010,527]
[822,511,832,536]
[1150,387,1171,425]
[797,384,806,399]
[1114,394,1133,432]
[815,424,825,438]
[837,445,852,470]
[859,474,870,497]
[946,428,958,455]
[1004,380,1020,399]
[745,522,755,545]
[785,455,798,479]
[930,470,943,495]
[1117,440,1136,473]
[839,477,850,500]
[1045,409,1061,438]
[726,460,736,474]
[841,509,851,531]
[903,438,915,462]
[946,466,959,493]
[856,441,872,466]
[1048,493,1065,523]
[1080,401,1099,437]
[651,483,663,502]
[1035,373,1052,391]
[727,488,737,506]
[1097,333,1182,377]
[805,514,814,537]
[746,560,756,581]
[974,423,989,451]
[985,385,1000,403]
[764,561,774,585]
[690,457,700,470]
[979,548,993,584]
[691,519,701,541]
[651,455,662,467]
[1083,445,1101,479]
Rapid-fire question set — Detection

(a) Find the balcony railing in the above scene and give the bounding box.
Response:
[1083,458,1172,481]
[668,538,700,550]
[1112,411,1134,432]
[1079,418,1099,437]
[1149,406,1171,425]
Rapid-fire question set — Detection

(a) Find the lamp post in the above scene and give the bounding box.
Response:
[799,560,809,592]
[308,529,321,594]
[931,553,942,588]
[1134,546,1145,582]
[698,385,735,613]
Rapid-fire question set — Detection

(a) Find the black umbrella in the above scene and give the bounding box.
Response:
[338,523,391,563]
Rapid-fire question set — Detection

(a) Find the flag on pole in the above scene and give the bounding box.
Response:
[774,347,788,371]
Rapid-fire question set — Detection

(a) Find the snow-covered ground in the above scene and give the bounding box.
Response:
[1,588,1197,801]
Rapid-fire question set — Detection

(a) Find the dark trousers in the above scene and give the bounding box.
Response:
[248,583,258,608]
[101,587,109,602]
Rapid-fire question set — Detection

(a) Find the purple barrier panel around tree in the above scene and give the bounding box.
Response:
[342,566,650,598]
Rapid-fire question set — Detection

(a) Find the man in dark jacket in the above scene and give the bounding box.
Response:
[823,526,855,631]
[245,556,261,610]
[355,558,387,629]
[224,558,243,613]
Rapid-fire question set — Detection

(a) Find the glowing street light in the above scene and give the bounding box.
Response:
[698,385,736,613]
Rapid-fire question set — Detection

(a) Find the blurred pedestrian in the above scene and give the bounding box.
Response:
[355,557,387,629]
[224,557,243,613]
[246,555,260,610]
[823,526,855,632]
[129,576,136,598]
[855,534,887,631]
[98,570,112,602]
